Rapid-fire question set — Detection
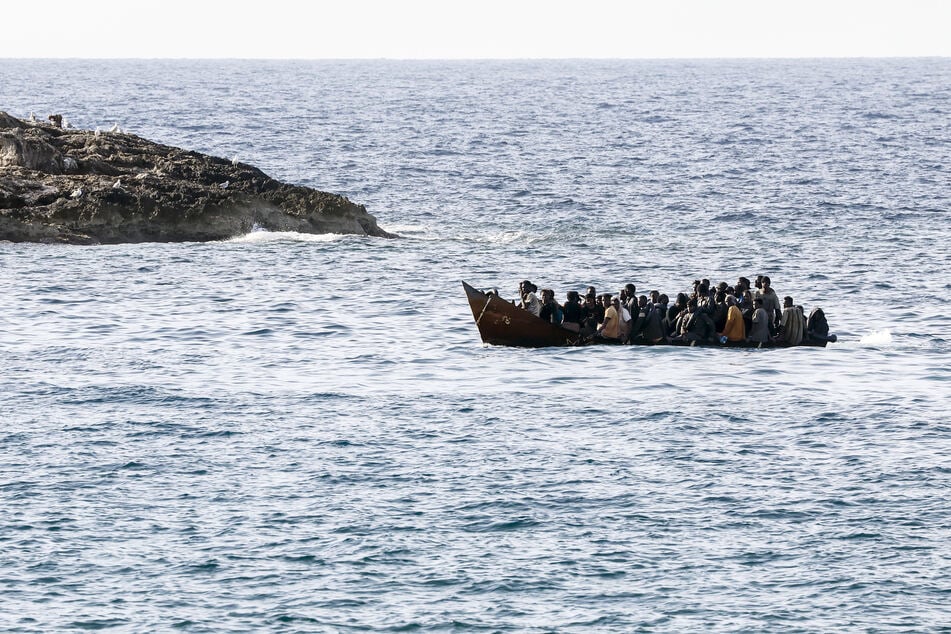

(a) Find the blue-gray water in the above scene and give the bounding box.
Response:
[1,59,950,632]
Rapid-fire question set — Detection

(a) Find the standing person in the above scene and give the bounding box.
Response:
[757,276,783,331]
[780,296,805,345]
[711,290,729,332]
[748,298,771,344]
[519,280,542,317]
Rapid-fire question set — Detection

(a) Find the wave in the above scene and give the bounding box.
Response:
[225,228,348,244]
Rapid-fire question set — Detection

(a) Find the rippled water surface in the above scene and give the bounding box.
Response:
[1,59,950,631]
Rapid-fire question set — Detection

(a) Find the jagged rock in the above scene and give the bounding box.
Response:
[0,111,394,244]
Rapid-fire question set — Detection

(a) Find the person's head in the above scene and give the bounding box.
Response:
[583,294,596,307]
[611,296,621,309]
[755,275,763,289]
[754,297,764,307]
[698,280,709,296]
[715,291,726,304]
[566,290,580,303]
[762,276,771,289]
[638,295,648,308]
[520,280,532,293]
[717,281,728,292]
[619,288,628,302]
[659,293,669,305]
[585,286,597,298]
[541,288,554,302]
[726,294,737,307]
[738,276,750,291]
[649,290,659,303]
[677,292,688,306]
[783,295,793,308]
[687,298,698,312]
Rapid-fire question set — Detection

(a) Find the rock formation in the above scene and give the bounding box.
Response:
[0,111,393,244]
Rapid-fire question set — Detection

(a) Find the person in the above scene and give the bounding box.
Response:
[719,295,746,343]
[623,283,639,338]
[519,280,541,317]
[739,289,755,334]
[667,293,689,336]
[618,293,633,342]
[561,291,583,333]
[640,297,666,344]
[538,288,563,325]
[748,297,771,344]
[757,276,782,331]
[674,299,716,344]
[625,295,647,343]
[779,296,805,345]
[711,291,729,331]
[597,296,623,341]
[806,307,836,343]
[581,293,603,338]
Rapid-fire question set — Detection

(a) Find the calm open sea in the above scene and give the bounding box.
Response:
[1,59,950,632]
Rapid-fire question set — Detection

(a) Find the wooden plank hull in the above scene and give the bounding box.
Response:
[463,281,581,347]
[462,281,831,348]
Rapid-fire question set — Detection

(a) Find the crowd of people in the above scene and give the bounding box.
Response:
[511,276,834,346]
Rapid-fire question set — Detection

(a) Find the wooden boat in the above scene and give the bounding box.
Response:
[462,281,834,348]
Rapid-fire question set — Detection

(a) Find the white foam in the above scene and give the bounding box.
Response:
[486,230,526,245]
[226,229,347,244]
[860,330,893,345]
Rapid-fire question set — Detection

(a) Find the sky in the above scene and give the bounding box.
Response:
[3,0,949,59]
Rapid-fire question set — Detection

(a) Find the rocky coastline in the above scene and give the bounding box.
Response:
[0,111,394,244]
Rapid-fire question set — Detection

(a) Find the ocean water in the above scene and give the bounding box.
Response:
[1,59,950,631]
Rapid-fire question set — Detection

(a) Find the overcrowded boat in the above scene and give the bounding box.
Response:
[462,279,837,349]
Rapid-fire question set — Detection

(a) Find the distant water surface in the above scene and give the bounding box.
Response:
[1,59,950,632]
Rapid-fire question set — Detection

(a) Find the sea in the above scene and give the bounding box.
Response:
[1,59,949,632]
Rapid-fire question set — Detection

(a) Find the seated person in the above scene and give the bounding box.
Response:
[639,299,666,344]
[561,291,583,332]
[596,296,623,341]
[580,294,603,337]
[806,307,836,342]
[519,280,541,317]
[780,296,805,345]
[719,295,746,342]
[538,288,563,325]
[747,297,771,344]
[672,299,716,344]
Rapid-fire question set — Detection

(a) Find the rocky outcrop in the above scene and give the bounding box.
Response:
[0,111,394,244]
